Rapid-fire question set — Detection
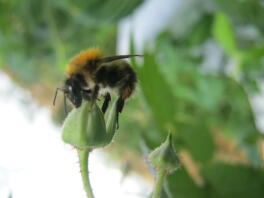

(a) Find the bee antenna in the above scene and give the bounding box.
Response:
[64,93,68,114]
[53,88,60,106]
[53,87,66,106]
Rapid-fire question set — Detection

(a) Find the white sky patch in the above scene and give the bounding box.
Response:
[117,0,180,54]
[0,72,151,198]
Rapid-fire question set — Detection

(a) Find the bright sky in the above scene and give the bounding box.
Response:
[0,72,151,198]
[117,0,180,54]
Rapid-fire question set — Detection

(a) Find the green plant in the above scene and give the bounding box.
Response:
[62,100,118,197]
[2,0,264,197]
[62,98,182,198]
[149,133,181,198]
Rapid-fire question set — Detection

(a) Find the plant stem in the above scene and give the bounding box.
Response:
[78,149,95,198]
[152,169,166,198]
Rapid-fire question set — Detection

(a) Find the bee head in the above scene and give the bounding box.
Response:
[53,76,83,113]
[64,77,83,108]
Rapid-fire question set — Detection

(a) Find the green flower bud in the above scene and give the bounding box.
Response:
[62,99,119,149]
[62,101,107,148]
[149,133,181,172]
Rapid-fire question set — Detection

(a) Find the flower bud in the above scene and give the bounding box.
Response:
[149,133,181,172]
[62,99,120,149]
[62,101,107,148]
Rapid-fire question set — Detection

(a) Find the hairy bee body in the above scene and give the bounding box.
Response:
[66,48,102,76]
[54,48,141,119]
[95,60,137,99]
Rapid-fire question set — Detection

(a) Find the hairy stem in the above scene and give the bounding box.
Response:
[152,169,166,198]
[78,149,95,198]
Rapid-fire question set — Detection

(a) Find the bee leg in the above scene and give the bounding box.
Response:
[89,85,100,111]
[117,97,125,113]
[116,113,120,129]
[116,97,125,129]
[101,92,111,114]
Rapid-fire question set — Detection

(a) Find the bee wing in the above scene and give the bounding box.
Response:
[98,55,143,64]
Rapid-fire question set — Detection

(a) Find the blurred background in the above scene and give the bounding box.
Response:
[1,0,264,197]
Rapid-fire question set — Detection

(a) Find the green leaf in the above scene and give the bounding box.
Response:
[167,168,207,198]
[178,122,215,163]
[133,53,178,132]
[167,163,264,198]
[218,77,262,166]
[202,163,264,198]
[212,12,237,55]
[213,0,264,31]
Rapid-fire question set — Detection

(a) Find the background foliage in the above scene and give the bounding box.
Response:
[1,0,264,197]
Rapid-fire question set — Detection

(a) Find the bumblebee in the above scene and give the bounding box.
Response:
[53,48,142,119]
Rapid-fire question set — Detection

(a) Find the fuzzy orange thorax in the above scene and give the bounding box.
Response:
[66,48,102,75]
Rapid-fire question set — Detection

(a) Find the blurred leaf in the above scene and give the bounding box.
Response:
[167,168,207,198]
[239,47,264,92]
[220,78,260,139]
[214,0,264,32]
[202,163,264,198]
[178,122,215,163]
[187,14,213,45]
[167,163,264,198]
[47,0,144,24]
[212,12,237,55]
[215,77,262,166]
[134,53,177,133]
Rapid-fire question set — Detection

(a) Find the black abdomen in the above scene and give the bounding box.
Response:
[94,61,137,96]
